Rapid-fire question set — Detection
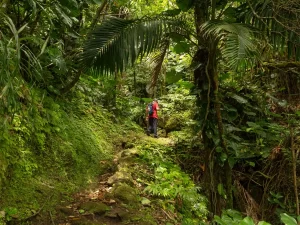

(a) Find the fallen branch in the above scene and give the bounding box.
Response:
[49,211,55,225]
[263,61,300,69]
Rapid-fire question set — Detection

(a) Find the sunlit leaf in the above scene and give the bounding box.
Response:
[240,217,255,225]
[258,221,271,225]
[280,213,297,225]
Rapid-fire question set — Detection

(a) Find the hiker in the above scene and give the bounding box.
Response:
[146,99,159,138]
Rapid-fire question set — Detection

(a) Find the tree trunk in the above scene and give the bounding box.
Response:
[60,69,82,95]
[193,0,233,215]
[193,0,220,216]
[290,127,300,218]
[209,43,233,209]
[90,0,108,31]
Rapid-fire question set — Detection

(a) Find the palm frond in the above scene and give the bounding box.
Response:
[240,0,300,60]
[201,20,259,69]
[82,16,186,74]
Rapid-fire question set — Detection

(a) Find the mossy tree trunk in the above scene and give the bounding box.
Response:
[193,0,233,215]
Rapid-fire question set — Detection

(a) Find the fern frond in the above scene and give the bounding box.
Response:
[240,0,300,60]
[82,16,186,74]
[201,20,259,69]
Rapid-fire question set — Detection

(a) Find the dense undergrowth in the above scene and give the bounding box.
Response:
[0,84,139,223]
[137,141,208,224]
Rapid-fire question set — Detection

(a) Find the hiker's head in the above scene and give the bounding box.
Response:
[153,98,158,103]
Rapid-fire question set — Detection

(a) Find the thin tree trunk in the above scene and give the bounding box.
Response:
[133,70,137,96]
[90,0,108,31]
[290,127,300,219]
[209,42,233,209]
[60,69,82,95]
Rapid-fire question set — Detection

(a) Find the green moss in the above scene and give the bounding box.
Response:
[0,94,130,221]
[79,202,110,215]
[112,183,139,204]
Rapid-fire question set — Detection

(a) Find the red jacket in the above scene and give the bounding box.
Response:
[147,101,159,119]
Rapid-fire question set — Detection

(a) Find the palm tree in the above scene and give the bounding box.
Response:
[82,0,300,215]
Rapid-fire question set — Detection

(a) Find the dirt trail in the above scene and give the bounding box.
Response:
[31,136,174,225]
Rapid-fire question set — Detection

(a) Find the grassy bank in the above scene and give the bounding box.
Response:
[0,89,138,223]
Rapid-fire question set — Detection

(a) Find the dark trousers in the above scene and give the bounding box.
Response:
[148,117,158,137]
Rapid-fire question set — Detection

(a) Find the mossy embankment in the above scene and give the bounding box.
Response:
[0,92,140,223]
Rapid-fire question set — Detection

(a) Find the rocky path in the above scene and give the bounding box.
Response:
[33,137,174,225]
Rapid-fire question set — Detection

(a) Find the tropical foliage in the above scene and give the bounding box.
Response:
[0,0,300,224]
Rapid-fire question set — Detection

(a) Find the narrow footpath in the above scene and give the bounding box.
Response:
[31,136,175,225]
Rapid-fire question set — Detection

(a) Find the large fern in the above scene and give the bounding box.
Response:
[82,16,187,74]
[201,20,259,69]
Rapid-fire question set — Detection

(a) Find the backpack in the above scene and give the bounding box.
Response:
[148,103,153,116]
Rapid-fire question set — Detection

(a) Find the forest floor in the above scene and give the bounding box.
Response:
[30,134,176,225]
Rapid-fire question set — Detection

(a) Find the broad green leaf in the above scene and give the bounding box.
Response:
[244,111,256,116]
[176,0,194,11]
[214,215,228,225]
[220,152,227,162]
[226,124,241,132]
[248,161,255,167]
[246,122,260,128]
[228,157,236,168]
[231,94,248,104]
[280,213,297,225]
[79,209,85,213]
[240,217,255,225]
[172,42,190,54]
[166,70,184,84]
[226,209,243,220]
[177,80,194,89]
[258,222,271,225]
[216,146,223,153]
[217,183,225,196]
